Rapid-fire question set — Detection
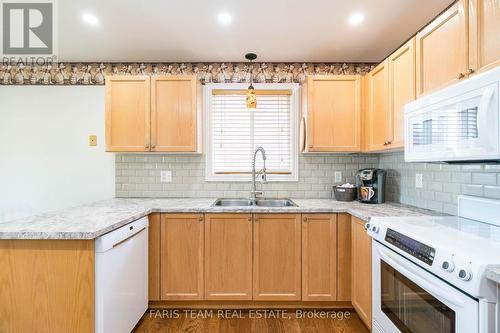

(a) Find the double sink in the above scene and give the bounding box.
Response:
[213,198,297,207]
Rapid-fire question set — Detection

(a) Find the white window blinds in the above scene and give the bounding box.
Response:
[206,85,298,181]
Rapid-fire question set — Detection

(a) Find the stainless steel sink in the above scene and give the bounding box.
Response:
[255,199,297,207]
[212,198,297,207]
[212,198,253,206]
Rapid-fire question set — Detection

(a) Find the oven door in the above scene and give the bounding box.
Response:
[372,241,479,333]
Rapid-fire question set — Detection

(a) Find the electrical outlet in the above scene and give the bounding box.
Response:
[160,170,172,183]
[415,173,423,188]
[334,171,342,183]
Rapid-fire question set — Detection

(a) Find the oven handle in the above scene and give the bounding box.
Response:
[376,243,468,308]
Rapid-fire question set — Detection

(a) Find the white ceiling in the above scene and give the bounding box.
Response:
[58,0,453,63]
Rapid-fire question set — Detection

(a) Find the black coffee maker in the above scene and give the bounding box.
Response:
[355,168,386,204]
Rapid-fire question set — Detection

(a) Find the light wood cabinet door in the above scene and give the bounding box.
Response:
[469,0,500,74]
[160,214,204,300]
[416,1,468,96]
[351,217,372,329]
[306,76,361,152]
[204,214,253,300]
[148,213,161,301]
[367,60,389,151]
[388,37,416,149]
[105,76,150,151]
[302,214,337,301]
[151,76,197,152]
[337,213,352,302]
[253,214,301,301]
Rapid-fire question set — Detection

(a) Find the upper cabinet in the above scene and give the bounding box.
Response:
[151,76,198,152]
[304,75,361,152]
[366,60,389,151]
[468,0,500,74]
[106,75,199,152]
[105,76,151,152]
[415,1,468,96]
[387,38,416,149]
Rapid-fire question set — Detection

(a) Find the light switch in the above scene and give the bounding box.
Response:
[89,135,97,146]
[160,170,172,183]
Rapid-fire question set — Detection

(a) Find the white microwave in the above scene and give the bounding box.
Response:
[405,67,500,163]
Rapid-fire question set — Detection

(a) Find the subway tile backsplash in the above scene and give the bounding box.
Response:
[379,151,500,214]
[115,151,500,215]
[115,154,378,199]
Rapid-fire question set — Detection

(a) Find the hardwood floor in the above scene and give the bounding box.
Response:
[133,309,369,333]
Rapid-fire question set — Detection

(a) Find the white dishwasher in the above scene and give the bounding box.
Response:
[95,216,149,333]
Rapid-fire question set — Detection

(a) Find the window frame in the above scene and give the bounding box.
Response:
[204,83,300,182]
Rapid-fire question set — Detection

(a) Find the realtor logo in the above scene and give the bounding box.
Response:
[1,0,57,63]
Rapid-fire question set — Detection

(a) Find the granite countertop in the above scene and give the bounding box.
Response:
[0,198,441,240]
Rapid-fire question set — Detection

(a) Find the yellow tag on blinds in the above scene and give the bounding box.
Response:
[211,91,292,174]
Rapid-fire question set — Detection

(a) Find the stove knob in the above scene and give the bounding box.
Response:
[458,268,473,281]
[441,260,455,273]
[371,225,380,233]
[364,223,371,231]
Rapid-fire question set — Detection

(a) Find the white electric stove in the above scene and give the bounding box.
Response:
[367,195,500,333]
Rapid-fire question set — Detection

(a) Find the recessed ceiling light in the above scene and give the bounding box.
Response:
[217,12,232,25]
[348,12,365,26]
[82,13,99,26]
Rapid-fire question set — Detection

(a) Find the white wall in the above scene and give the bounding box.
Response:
[0,86,115,222]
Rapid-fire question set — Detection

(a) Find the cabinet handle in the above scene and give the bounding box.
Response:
[198,216,203,222]
[303,216,308,222]
[457,72,465,79]
[255,218,259,223]
[466,68,475,76]
[247,216,252,222]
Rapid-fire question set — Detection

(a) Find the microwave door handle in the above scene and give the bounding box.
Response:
[477,87,495,144]
[376,244,467,308]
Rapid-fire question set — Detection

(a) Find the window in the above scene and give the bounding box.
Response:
[205,83,299,181]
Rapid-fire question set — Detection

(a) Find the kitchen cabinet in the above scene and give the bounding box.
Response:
[151,76,198,152]
[366,60,389,151]
[302,214,337,301]
[204,214,253,300]
[468,0,500,74]
[305,75,361,152]
[105,75,199,152]
[105,76,151,152]
[253,214,301,300]
[148,213,161,301]
[160,214,204,300]
[0,240,94,333]
[387,37,416,149]
[337,213,352,301]
[351,216,372,329]
[416,1,468,96]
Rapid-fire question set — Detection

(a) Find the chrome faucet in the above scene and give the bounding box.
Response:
[251,147,267,200]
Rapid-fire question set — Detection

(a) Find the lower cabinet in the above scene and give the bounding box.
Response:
[302,214,337,301]
[148,213,161,301]
[160,213,204,300]
[351,216,372,328]
[152,212,366,307]
[253,214,302,301]
[204,214,253,300]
